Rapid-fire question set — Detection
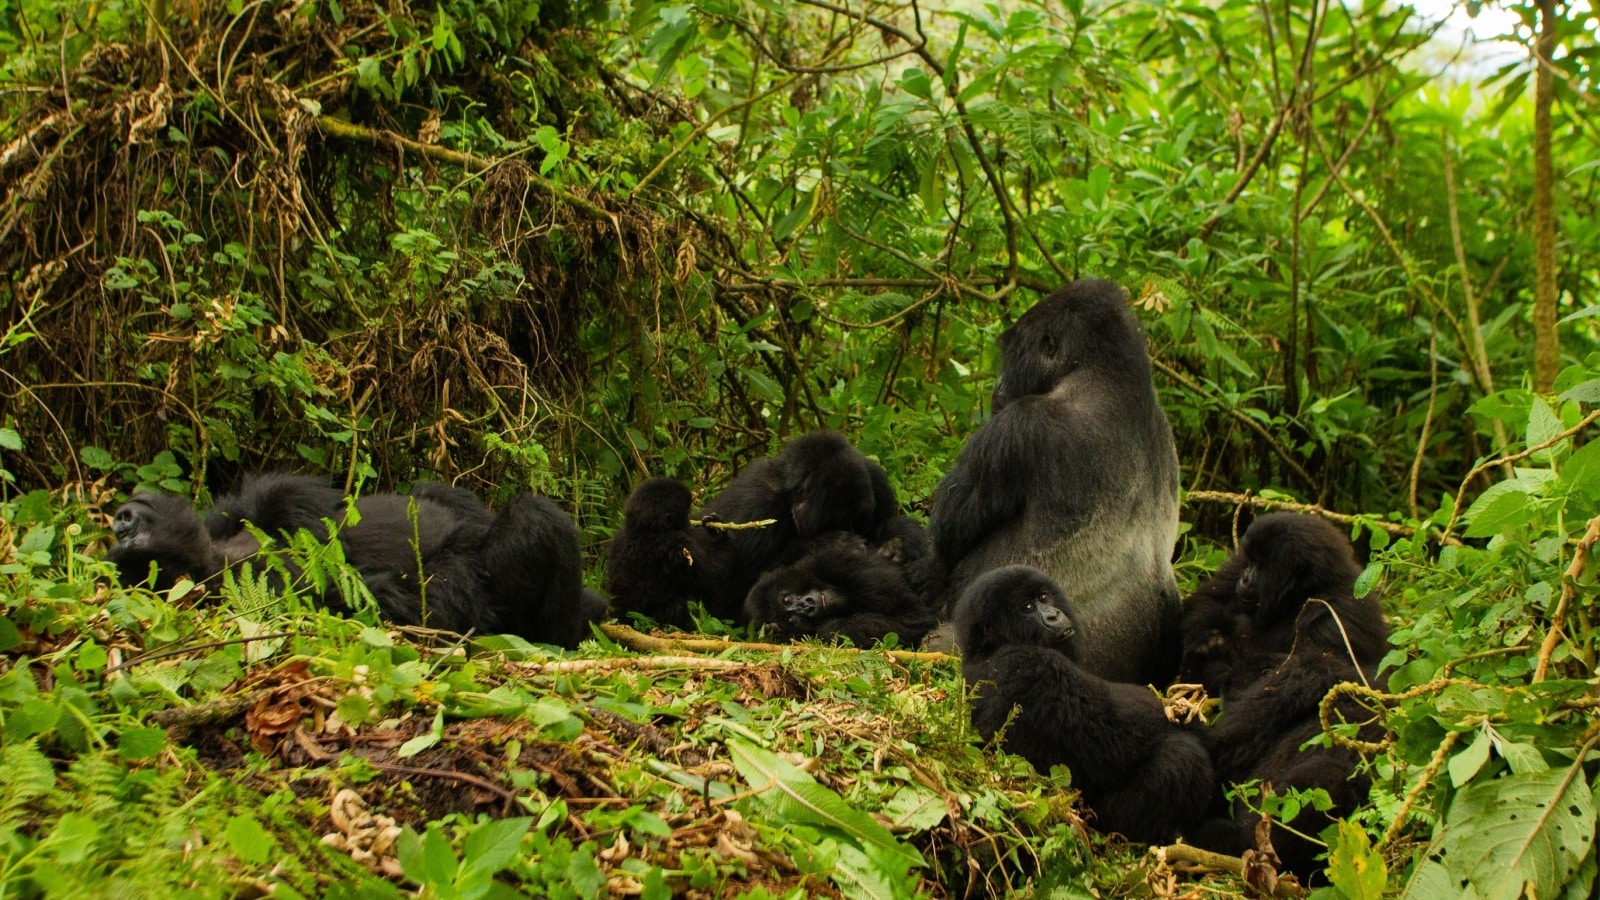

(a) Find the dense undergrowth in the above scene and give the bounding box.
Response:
[3,0,1600,896]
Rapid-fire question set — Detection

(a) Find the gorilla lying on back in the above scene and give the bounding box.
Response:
[107,474,601,649]
[925,279,1181,685]
[744,533,935,647]
[954,565,1213,845]
[1179,513,1389,879]
[606,431,924,625]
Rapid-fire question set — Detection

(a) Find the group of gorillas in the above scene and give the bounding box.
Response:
[102,278,1388,881]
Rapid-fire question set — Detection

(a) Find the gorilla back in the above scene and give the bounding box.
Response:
[106,475,595,649]
[927,279,1180,684]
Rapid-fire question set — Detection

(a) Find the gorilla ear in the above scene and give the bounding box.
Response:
[1039,331,1058,359]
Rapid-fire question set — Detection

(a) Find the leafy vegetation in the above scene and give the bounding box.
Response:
[2,0,1599,896]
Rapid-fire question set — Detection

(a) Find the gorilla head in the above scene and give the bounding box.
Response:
[778,431,881,538]
[622,477,696,533]
[1235,513,1362,625]
[953,564,1079,662]
[991,279,1154,411]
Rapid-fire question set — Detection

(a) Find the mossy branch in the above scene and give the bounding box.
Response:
[313,116,614,222]
[597,623,955,665]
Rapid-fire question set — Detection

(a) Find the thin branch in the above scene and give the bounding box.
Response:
[314,116,615,222]
[1151,358,1318,491]
[517,656,751,674]
[596,623,955,665]
[1444,410,1600,537]
[1533,515,1600,682]
[1183,490,1452,543]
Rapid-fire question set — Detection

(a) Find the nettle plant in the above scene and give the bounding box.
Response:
[1368,359,1600,898]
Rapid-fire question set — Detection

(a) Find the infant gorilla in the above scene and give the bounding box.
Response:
[954,565,1212,844]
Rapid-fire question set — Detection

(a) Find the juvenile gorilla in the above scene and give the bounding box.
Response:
[604,477,728,629]
[107,474,597,649]
[744,533,935,647]
[953,565,1213,845]
[1178,513,1389,879]
[926,279,1180,685]
[608,431,917,626]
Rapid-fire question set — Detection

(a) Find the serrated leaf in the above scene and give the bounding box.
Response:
[119,726,167,760]
[1526,398,1567,464]
[1560,440,1600,500]
[725,739,924,869]
[224,814,276,865]
[1463,482,1537,538]
[882,785,946,831]
[0,427,21,451]
[1428,766,1595,900]
[462,817,532,876]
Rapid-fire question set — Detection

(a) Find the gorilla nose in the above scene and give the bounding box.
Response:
[112,509,139,538]
[1040,604,1073,634]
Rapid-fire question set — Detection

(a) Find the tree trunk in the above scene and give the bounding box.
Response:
[1532,0,1560,392]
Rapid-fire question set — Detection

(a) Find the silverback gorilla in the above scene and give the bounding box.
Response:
[106,474,601,649]
[926,278,1181,684]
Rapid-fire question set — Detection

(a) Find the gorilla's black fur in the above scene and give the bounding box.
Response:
[604,477,728,628]
[953,565,1213,845]
[602,431,911,625]
[744,533,935,647]
[1179,513,1389,879]
[106,474,597,648]
[926,279,1180,684]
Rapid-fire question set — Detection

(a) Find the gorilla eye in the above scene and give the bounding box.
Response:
[1022,601,1035,612]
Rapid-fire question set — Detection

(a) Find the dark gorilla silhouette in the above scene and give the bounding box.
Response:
[604,477,728,629]
[744,533,935,647]
[925,279,1180,685]
[1179,513,1389,880]
[605,433,923,628]
[106,474,597,648]
[953,565,1213,845]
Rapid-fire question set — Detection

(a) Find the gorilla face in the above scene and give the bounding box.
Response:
[954,564,1080,661]
[111,494,198,550]
[1236,513,1362,626]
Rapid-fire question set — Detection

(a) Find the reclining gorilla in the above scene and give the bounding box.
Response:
[1179,513,1389,879]
[953,565,1213,845]
[744,533,935,647]
[605,431,926,627]
[924,278,1181,685]
[106,473,602,649]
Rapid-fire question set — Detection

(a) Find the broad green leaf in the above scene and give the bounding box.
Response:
[1427,767,1595,900]
[1526,398,1567,464]
[1560,439,1600,500]
[882,785,947,831]
[1463,482,1538,538]
[462,816,533,876]
[1449,729,1492,787]
[725,739,924,869]
[119,726,167,760]
[398,709,444,758]
[1325,820,1386,900]
[224,814,276,865]
[47,812,101,865]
